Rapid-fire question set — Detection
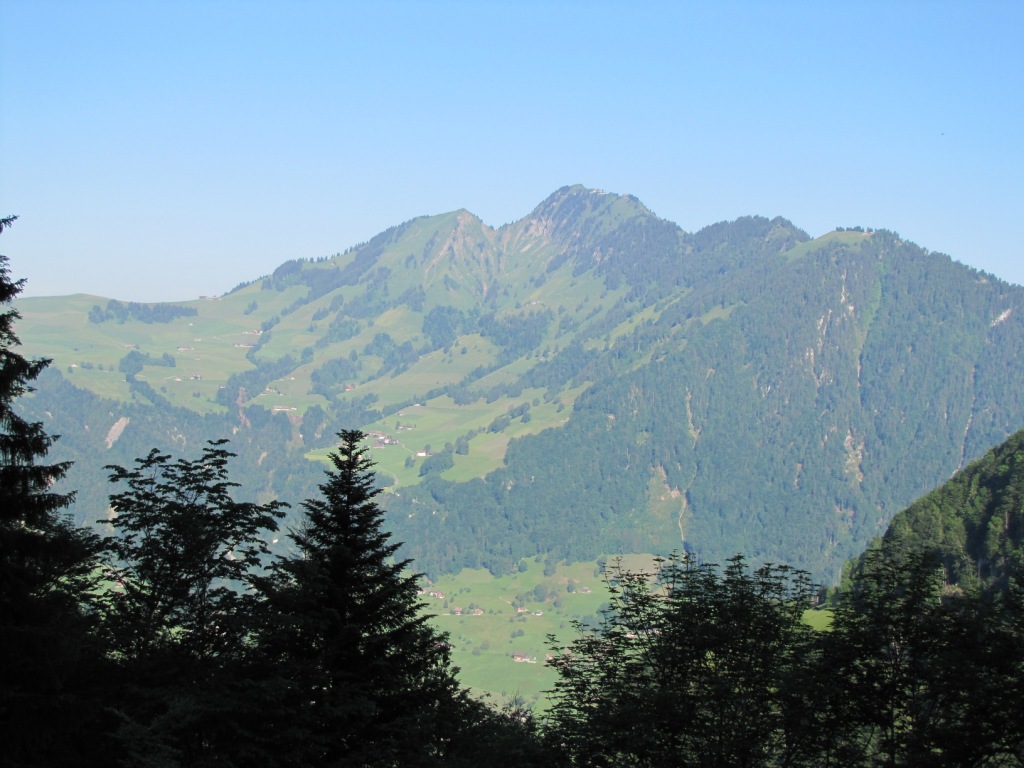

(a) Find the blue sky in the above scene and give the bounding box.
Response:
[1,0,1021,301]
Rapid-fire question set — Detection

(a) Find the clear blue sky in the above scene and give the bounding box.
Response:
[2,0,1021,301]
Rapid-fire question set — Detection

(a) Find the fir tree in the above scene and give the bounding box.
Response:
[0,215,107,766]
[257,429,469,766]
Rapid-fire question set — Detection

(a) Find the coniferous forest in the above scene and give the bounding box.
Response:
[4,210,1024,766]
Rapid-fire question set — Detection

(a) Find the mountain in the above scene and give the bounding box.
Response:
[14,185,1024,582]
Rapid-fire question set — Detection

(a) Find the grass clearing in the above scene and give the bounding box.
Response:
[425,556,833,707]
[802,608,834,631]
[423,557,624,706]
[783,230,872,263]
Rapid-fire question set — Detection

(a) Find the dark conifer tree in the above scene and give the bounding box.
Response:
[257,429,469,766]
[0,215,107,766]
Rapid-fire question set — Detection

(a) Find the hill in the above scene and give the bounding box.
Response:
[14,185,1024,582]
[862,427,1024,594]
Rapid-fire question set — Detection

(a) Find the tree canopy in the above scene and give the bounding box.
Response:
[546,547,1024,767]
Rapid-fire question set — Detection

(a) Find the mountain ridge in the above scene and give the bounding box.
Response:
[13,186,1024,583]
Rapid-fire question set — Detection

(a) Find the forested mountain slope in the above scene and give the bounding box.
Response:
[15,186,1024,582]
[864,427,1024,594]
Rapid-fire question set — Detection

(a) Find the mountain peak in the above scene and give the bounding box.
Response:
[530,184,652,220]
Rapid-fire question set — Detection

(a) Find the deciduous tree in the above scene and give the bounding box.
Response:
[99,440,285,765]
[821,549,1024,766]
[546,553,816,767]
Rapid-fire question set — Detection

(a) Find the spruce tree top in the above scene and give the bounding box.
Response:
[1,215,91,599]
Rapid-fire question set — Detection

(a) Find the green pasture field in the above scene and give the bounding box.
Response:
[602,300,664,346]
[783,230,872,263]
[423,555,659,707]
[425,556,836,708]
[16,287,311,408]
[802,607,834,631]
[345,383,588,486]
[699,303,739,324]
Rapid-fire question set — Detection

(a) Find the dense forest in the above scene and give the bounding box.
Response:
[547,548,1024,766]
[849,428,1024,595]
[4,215,1024,765]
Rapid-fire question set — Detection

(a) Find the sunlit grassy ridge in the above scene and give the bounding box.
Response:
[16,188,686,488]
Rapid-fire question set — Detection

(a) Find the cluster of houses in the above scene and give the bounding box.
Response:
[449,607,485,616]
[516,607,544,616]
[366,430,400,448]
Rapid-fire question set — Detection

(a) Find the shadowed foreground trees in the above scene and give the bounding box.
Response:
[0,216,107,766]
[98,442,286,764]
[95,430,546,767]
[254,429,477,765]
[546,554,818,767]
[546,550,1024,767]
[819,551,1024,766]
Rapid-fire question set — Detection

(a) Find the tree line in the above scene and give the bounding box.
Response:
[88,299,197,324]
[547,551,1024,766]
